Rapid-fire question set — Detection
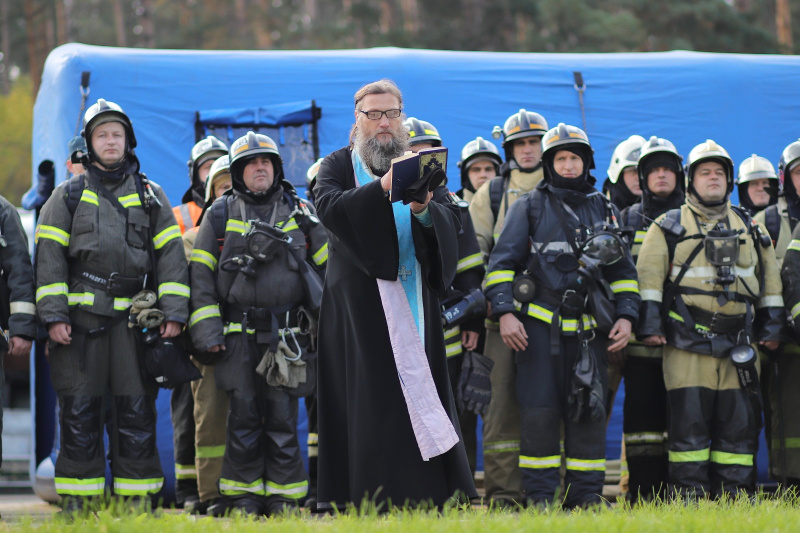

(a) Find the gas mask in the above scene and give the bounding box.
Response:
[577,231,625,279]
[245,220,292,263]
[704,226,741,286]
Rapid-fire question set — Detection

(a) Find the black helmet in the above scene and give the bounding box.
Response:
[458,137,501,190]
[403,117,442,147]
[81,98,137,166]
[492,109,548,161]
[188,136,228,184]
[229,131,284,195]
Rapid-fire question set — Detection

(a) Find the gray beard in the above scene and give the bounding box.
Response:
[354,128,408,176]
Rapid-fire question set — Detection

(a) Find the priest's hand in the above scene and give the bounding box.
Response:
[410,191,433,214]
[499,313,528,352]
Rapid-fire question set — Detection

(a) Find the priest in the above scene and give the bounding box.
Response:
[313,79,477,511]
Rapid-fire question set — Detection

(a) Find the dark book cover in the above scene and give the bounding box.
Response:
[389,147,448,203]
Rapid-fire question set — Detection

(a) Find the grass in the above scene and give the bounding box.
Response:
[4,493,800,532]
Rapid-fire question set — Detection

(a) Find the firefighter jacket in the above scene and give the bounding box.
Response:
[188,184,328,352]
[637,199,783,355]
[469,162,544,262]
[485,180,640,335]
[754,196,793,269]
[0,195,37,338]
[35,165,189,325]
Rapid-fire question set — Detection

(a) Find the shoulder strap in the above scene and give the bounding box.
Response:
[659,208,683,264]
[64,174,85,216]
[764,204,781,245]
[208,195,229,242]
[489,175,507,221]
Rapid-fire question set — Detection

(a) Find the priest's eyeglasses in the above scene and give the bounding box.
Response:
[359,109,402,120]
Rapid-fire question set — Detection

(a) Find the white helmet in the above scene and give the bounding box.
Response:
[607,135,646,183]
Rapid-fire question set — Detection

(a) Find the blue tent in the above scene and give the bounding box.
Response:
[30,43,800,499]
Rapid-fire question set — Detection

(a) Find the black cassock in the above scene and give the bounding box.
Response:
[314,147,478,509]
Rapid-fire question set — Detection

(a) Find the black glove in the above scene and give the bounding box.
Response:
[457,350,494,416]
[402,167,446,205]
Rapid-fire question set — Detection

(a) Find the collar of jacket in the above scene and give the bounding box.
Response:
[509,167,544,194]
[686,192,729,223]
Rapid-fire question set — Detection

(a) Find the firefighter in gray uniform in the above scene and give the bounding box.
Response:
[0,194,37,474]
[188,131,328,516]
[35,98,189,512]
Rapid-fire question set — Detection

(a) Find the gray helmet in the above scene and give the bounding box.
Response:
[229,131,283,192]
[685,139,734,196]
[541,123,594,168]
[779,139,800,186]
[607,135,646,184]
[492,109,548,161]
[188,136,228,184]
[81,98,137,163]
[306,157,324,189]
[403,117,442,147]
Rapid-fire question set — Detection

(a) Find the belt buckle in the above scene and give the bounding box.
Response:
[106,272,122,295]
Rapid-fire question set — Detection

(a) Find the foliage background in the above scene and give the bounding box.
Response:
[1,0,798,204]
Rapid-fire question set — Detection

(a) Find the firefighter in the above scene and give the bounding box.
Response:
[759,140,800,489]
[618,136,685,502]
[603,135,646,212]
[36,98,189,513]
[403,117,488,476]
[0,194,37,480]
[485,123,640,508]
[181,155,231,516]
[170,136,229,511]
[637,139,783,499]
[737,154,779,218]
[188,131,327,516]
[468,108,548,507]
[456,137,502,203]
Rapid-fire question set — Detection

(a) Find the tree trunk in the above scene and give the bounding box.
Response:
[113,0,127,47]
[0,0,9,94]
[24,0,51,96]
[776,0,792,53]
[139,0,155,48]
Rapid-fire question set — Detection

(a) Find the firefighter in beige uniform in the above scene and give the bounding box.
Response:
[637,140,783,498]
[468,109,548,506]
[758,140,800,487]
[181,155,232,515]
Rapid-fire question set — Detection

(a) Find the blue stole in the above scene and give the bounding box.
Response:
[351,150,424,339]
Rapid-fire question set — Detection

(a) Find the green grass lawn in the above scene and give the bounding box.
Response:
[4,495,800,533]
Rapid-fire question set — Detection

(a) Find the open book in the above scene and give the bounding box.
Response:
[389,147,448,204]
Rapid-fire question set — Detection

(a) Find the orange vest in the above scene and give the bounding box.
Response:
[173,201,203,235]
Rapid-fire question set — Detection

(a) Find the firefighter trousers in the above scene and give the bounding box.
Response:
[622,348,668,502]
[516,317,608,507]
[191,359,229,503]
[663,346,759,498]
[48,308,163,498]
[482,324,523,503]
[214,332,308,504]
[171,380,198,504]
[761,343,800,485]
